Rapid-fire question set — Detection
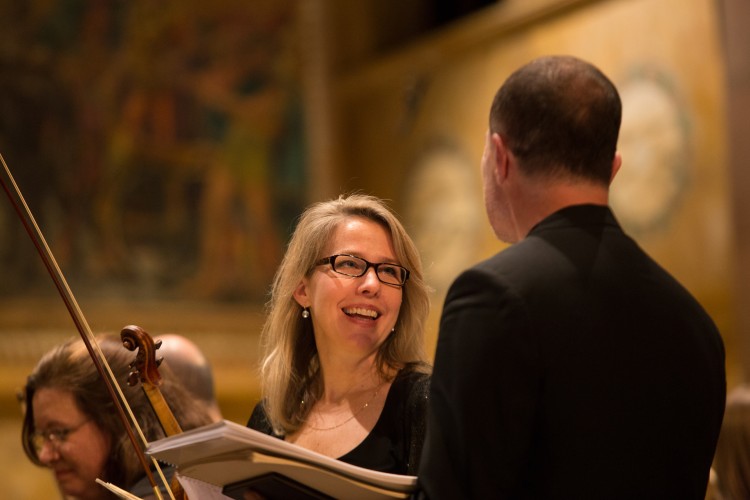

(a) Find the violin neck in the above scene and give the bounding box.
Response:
[142,384,183,436]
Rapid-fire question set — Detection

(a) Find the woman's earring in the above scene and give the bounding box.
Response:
[302,307,310,319]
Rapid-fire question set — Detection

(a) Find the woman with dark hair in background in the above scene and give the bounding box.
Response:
[21,334,215,499]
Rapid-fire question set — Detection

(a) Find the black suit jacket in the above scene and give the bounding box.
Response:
[418,204,725,499]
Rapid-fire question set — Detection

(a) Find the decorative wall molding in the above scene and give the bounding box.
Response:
[335,0,605,99]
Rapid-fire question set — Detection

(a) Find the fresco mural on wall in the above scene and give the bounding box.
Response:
[0,0,306,301]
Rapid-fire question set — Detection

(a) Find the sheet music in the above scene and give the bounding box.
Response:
[177,474,233,500]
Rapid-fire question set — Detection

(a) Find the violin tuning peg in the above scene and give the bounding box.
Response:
[155,339,163,350]
[156,356,163,367]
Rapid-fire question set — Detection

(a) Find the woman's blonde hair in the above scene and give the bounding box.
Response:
[259,193,431,434]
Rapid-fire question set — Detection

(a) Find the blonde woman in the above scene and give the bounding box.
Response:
[247,193,431,475]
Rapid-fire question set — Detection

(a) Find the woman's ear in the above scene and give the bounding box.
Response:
[292,279,310,308]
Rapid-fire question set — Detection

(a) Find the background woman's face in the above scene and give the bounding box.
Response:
[32,387,112,500]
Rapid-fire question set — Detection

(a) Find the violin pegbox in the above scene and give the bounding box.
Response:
[121,325,164,388]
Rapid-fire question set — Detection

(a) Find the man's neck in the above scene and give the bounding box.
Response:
[514,179,609,239]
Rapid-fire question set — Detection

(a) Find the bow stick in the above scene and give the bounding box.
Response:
[0,152,173,500]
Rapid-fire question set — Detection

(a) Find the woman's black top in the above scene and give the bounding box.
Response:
[246,368,430,475]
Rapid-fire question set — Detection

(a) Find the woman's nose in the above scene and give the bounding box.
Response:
[358,267,381,293]
[37,440,60,465]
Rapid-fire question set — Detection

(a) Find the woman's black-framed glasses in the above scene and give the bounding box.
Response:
[316,254,410,287]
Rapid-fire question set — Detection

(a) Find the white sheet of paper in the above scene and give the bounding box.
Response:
[177,474,234,500]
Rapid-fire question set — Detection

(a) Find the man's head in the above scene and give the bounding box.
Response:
[156,334,222,422]
[482,55,623,242]
[489,55,621,185]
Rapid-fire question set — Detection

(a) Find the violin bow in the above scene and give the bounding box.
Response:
[0,152,173,500]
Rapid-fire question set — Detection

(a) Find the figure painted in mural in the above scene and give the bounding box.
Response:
[418,55,726,498]
[247,194,431,476]
[185,32,304,301]
[21,334,216,500]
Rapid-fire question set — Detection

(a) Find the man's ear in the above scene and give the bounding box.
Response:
[493,132,510,185]
[292,280,310,308]
[609,151,622,184]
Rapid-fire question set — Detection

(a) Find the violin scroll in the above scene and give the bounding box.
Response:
[120,324,183,437]
[121,325,165,388]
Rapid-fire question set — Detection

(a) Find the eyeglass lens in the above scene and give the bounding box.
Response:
[331,255,407,285]
[32,420,88,451]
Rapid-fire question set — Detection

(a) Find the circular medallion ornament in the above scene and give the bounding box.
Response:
[403,143,482,292]
[610,71,690,235]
